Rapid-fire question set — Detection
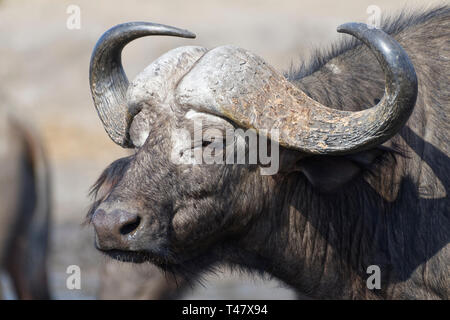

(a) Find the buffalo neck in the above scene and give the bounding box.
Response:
[234,172,392,299]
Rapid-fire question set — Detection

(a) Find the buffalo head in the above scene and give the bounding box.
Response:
[87,22,417,270]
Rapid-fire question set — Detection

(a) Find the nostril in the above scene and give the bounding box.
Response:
[119,216,141,235]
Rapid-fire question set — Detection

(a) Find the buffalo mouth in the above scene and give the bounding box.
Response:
[96,246,178,267]
[96,245,214,277]
[98,248,151,263]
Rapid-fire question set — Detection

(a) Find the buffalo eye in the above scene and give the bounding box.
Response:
[202,140,213,147]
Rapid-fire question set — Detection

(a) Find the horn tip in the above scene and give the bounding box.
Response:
[182,29,196,39]
[336,22,378,35]
[336,22,366,34]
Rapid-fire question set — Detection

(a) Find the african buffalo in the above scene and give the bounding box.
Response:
[0,108,51,299]
[87,7,449,299]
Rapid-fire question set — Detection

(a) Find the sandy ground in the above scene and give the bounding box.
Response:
[0,0,445,299]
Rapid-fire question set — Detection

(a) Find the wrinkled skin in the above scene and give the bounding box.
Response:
[90,7,449,299]
[0,109,51,300]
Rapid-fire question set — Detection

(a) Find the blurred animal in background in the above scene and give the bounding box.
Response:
[98,260,188,299]
[0,108,51,299]
[87,7,449,299]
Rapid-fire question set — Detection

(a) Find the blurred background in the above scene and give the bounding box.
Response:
[0,0,445,299]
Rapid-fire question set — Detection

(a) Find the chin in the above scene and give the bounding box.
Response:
[97,246,216,280]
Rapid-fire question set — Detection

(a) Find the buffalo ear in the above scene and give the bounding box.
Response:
[286,149,384,193]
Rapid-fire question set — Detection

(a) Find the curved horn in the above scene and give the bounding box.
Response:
[176,23,418,155]
[89,22,195,147]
